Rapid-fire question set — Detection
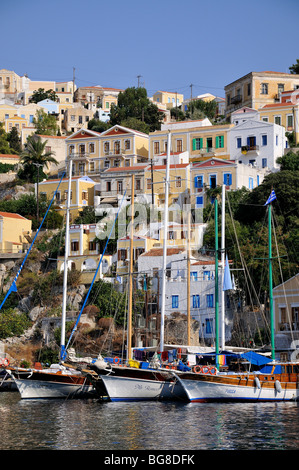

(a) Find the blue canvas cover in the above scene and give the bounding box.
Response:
[240,351,272,366]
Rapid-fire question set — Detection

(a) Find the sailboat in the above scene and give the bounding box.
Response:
[174,190,299,402]
[90,132,188,401]
[8,159,97,399]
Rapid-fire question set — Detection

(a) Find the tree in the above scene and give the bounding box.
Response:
[88,118,110,133]
[29,88,58,103]
[33,109,58,135]
[289,59,299,75]
[0,122,12,154]
[186,99,217,121]
[7,126,22,154]
[19,135,58,221]
[109,87,164,132]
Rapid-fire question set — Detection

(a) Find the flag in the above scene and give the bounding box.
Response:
[8,281,18,294]
[264,190,277,206]
[223,255,233,291]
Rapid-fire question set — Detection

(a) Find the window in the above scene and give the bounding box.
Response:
[79,115,83,124]
[274,116,281,125]
[207,294,214,308]
[147,178,152,190]
[190,272,198,281]
[55,192,61,203]
[89,241,97,251]
[192,138,203,150]
[176,139,182,152]
[172,295,179,309]
[71,241,79,252]
[262,117,268,122]
[194,175,203,188]
[89,143,95,153]
[125,159,130,166]
[247,83,251,96]
[206,137,213,151]
[249,177,254,189]
[261,83,268,94]
[82,191,88,200]
[193,295,200,308]
[223,173,232,186]
[175,176,182,188]
[106,181,111,192]
[89,161,95,172]
[236,137,242,148]
[203,271,211,281]
[205,318,213,335]
[125,139,130,150]
[79,144,85,154]
[154,142,160,154]
[196,196,203,207]
[114,141,120,154]
[104,142,110,153]
[135,179,141,190]
[276,135,279,146]
[216,135,224,148]
[287,114,294,129]
[278,83,284,94]
[262,158,267,168]
[71,115,75,121]
[117,180,123,193]
[64,190,72,201]
[104,160,110,168]
[262,135,267,146]
[209,174,217,189]
[114,159,120,167]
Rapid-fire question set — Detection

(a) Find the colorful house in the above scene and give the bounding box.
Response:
[38,175,96,220]
[57,223,112,284]
[0,212,32,254]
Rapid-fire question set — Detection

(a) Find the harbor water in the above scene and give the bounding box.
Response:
[1,391,299,451]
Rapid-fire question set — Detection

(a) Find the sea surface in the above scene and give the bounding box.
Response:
[1,391,298,452]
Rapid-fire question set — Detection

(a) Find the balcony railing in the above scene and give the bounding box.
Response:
[231,95,242,104]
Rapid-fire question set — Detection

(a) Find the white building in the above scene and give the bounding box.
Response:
[229,107,287,171]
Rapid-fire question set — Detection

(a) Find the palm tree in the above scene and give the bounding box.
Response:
[20,135,59,221]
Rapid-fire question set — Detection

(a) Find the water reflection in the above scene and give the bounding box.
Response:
[0,393,298,450]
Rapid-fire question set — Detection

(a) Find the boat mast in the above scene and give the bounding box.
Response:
[60,157,73,361]
[214,197,219,370]
[159,131,171,352]
[220,184,225,350]
[127,174,134,361]
[268,203,275,361]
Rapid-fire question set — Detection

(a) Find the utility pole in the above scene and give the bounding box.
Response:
[137,75,142,87]
[33,162,43,223]
[190,84,193,117]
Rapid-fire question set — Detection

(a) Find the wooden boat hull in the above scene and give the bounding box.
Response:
[176,372,299,402]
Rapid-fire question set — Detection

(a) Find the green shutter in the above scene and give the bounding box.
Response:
[192,138,196,151]
[216,136,219,149]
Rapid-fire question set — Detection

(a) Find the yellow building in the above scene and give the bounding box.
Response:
[259,90,299,145]
[57,223,112,284]
[4,115,27,134]
[0,212,32,254]
[225,71,299,118]
[65,125,149,178]
[38,175,96,220]
[152,91,184,109]
[116,235,158,276]
[144,162,190,207]
[149,121,232,162]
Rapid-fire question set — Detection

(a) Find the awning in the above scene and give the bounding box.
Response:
[240,351,272,366]
[100,197,118,204]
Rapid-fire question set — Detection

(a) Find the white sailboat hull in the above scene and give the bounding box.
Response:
[177,374,299,402]
[13,377,95,399]
[100,374,186,402]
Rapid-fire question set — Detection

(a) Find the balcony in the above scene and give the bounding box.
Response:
[231,94,242,105]
[241,145,259,155]
[68,152,90,160]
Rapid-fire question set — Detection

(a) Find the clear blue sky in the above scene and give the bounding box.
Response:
[2,0,299,100]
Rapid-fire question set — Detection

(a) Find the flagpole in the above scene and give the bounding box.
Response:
[220,184,225,350]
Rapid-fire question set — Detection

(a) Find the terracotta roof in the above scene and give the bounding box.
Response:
[153,163,189,170]
[0,154,19,159]
[140,248,185,257]
[0,212,27,220]
[105,165,148,173]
